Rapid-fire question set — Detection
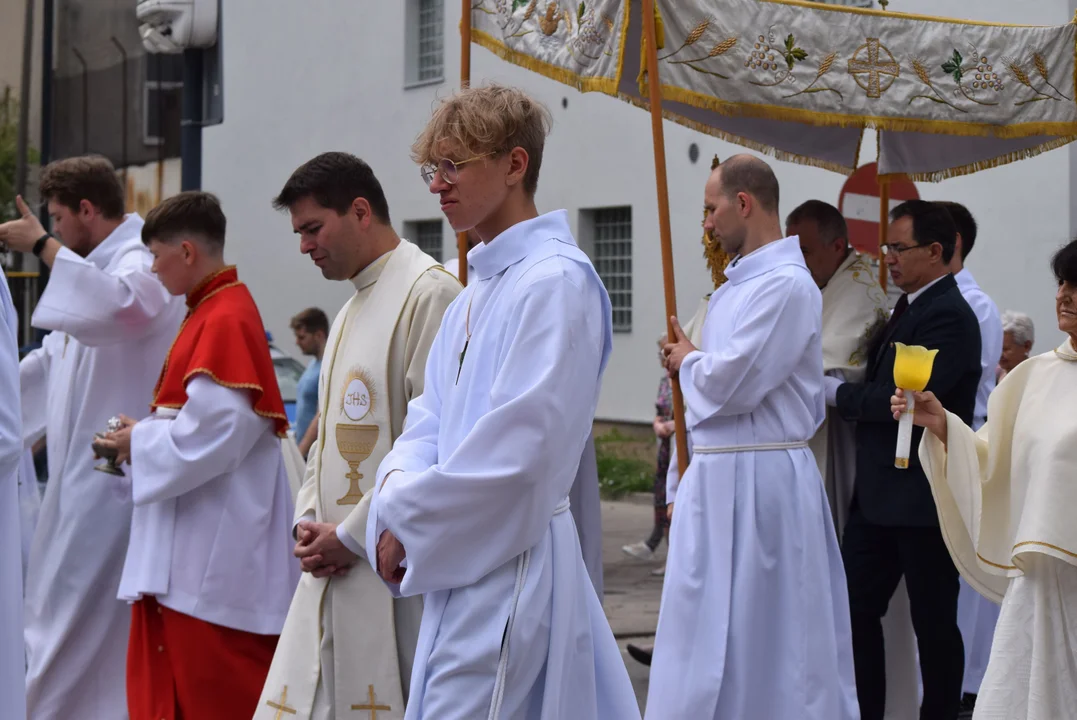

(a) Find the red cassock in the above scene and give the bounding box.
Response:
[127,266,288,720]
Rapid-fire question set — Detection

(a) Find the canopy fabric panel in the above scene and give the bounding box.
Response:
[470,0,1077,179]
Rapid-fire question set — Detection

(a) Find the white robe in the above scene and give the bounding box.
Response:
[449,252,605,601]
[0,267,27,720]
[646,236,858,720]
[919,339,1077,719]
[123,377,299,632]
[19,215,186,719]
[18,448,39,580]
[367,211,639,720]
[954,267,1004,696]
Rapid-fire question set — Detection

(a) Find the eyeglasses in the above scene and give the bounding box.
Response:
[420,153,496,186]
[881,242,933,256]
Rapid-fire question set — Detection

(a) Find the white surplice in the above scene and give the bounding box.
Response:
[18,448,39,580]
[919,339,1077,720]
[447,253,605,601]
[122,376,299,631]
[366,211,639,720]
[646,236,859,720]
[0,267,27,720]
[19,214,185,720]
[954,267,1004,696]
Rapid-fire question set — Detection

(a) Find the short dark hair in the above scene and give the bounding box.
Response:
[1051,238,1077,286]
[786,200,848,249]
[890,199,957,264]
[141,191,226,250]
[39,155,126,219]
[935,201,977,260]
[717,155,780,214]
[290,307,330,336]
[272,152,391,224]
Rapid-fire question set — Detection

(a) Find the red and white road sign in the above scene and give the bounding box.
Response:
[838,162,919,256]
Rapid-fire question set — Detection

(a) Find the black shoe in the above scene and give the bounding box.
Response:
[958,692,977,719]
[626,643,653,667]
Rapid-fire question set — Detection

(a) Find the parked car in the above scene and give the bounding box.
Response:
[267,332,305,432]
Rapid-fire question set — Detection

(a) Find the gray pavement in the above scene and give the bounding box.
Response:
[597,497,667,714]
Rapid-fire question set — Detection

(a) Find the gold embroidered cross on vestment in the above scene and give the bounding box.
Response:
[266,685,297,719]
[351,684,392,718]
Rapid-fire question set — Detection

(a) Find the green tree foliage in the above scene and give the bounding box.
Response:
[0,85,40,222]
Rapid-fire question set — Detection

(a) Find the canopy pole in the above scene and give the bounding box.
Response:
[642,0,689,477]
[457,0,472,285]
[878,176,890,292]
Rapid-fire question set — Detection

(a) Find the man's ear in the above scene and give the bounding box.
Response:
[505,147,530,188]
[351,197,373,226]
[78,198,96,220]
[737,192,753,218]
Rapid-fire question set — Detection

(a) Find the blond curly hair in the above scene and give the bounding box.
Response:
[411,84,553,196]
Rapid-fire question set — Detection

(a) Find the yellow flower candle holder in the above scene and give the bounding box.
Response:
[892,343,938,469]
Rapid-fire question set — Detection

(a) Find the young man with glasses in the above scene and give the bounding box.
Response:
[366,84,640,719]
[828,199,983,720]
[254,152,460,720]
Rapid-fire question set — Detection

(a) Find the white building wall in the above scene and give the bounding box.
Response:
[203,0,1074,423]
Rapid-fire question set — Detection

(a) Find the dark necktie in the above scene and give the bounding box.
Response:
[869,294,909,363]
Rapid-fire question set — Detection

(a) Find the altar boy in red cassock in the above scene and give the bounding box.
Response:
[97,191,300,720]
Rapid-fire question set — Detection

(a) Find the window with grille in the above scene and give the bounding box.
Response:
[406,0,444,86]
[591,207,633,333]
[406,220,444,262]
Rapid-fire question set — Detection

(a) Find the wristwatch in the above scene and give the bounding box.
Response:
[32,232,53,257]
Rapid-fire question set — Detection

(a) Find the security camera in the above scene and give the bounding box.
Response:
[136,0,218,53]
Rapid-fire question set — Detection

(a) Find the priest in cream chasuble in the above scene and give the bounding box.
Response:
[256,238,460,720]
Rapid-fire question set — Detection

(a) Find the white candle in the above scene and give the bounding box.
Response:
[895,391,915,469]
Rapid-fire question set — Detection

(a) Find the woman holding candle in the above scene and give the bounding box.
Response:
[893,237,1077,720]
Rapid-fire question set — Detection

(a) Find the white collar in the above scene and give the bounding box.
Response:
[907,274,948,304]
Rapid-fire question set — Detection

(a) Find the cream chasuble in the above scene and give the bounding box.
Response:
[920,339,1077,719]
[809,251,889,534]
[256,240,460,720]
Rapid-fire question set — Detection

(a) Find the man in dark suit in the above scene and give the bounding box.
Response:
[827,200,982,720]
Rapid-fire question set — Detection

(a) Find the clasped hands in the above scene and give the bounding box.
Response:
[92,414,138,465]
[293,523,408,584]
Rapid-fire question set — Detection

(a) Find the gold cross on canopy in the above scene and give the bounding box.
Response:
[266,686,297,719]
[849,37,900,98]
[351,684,392,718]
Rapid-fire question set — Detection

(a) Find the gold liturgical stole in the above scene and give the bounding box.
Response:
[314,240,432,525]
[254,240,438,720]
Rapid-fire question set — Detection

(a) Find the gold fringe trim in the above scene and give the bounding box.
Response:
[660,84,1077,141]
[616,91,858,175]
[470,26,625,95]
[184,368,290,427]
[759,0,1071,29]
[187,266,238,307]
[885,135,1077,182]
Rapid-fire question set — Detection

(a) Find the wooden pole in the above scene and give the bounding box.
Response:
[457,0,472,285]
[878,175,889,291]
[642,0,689,477]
